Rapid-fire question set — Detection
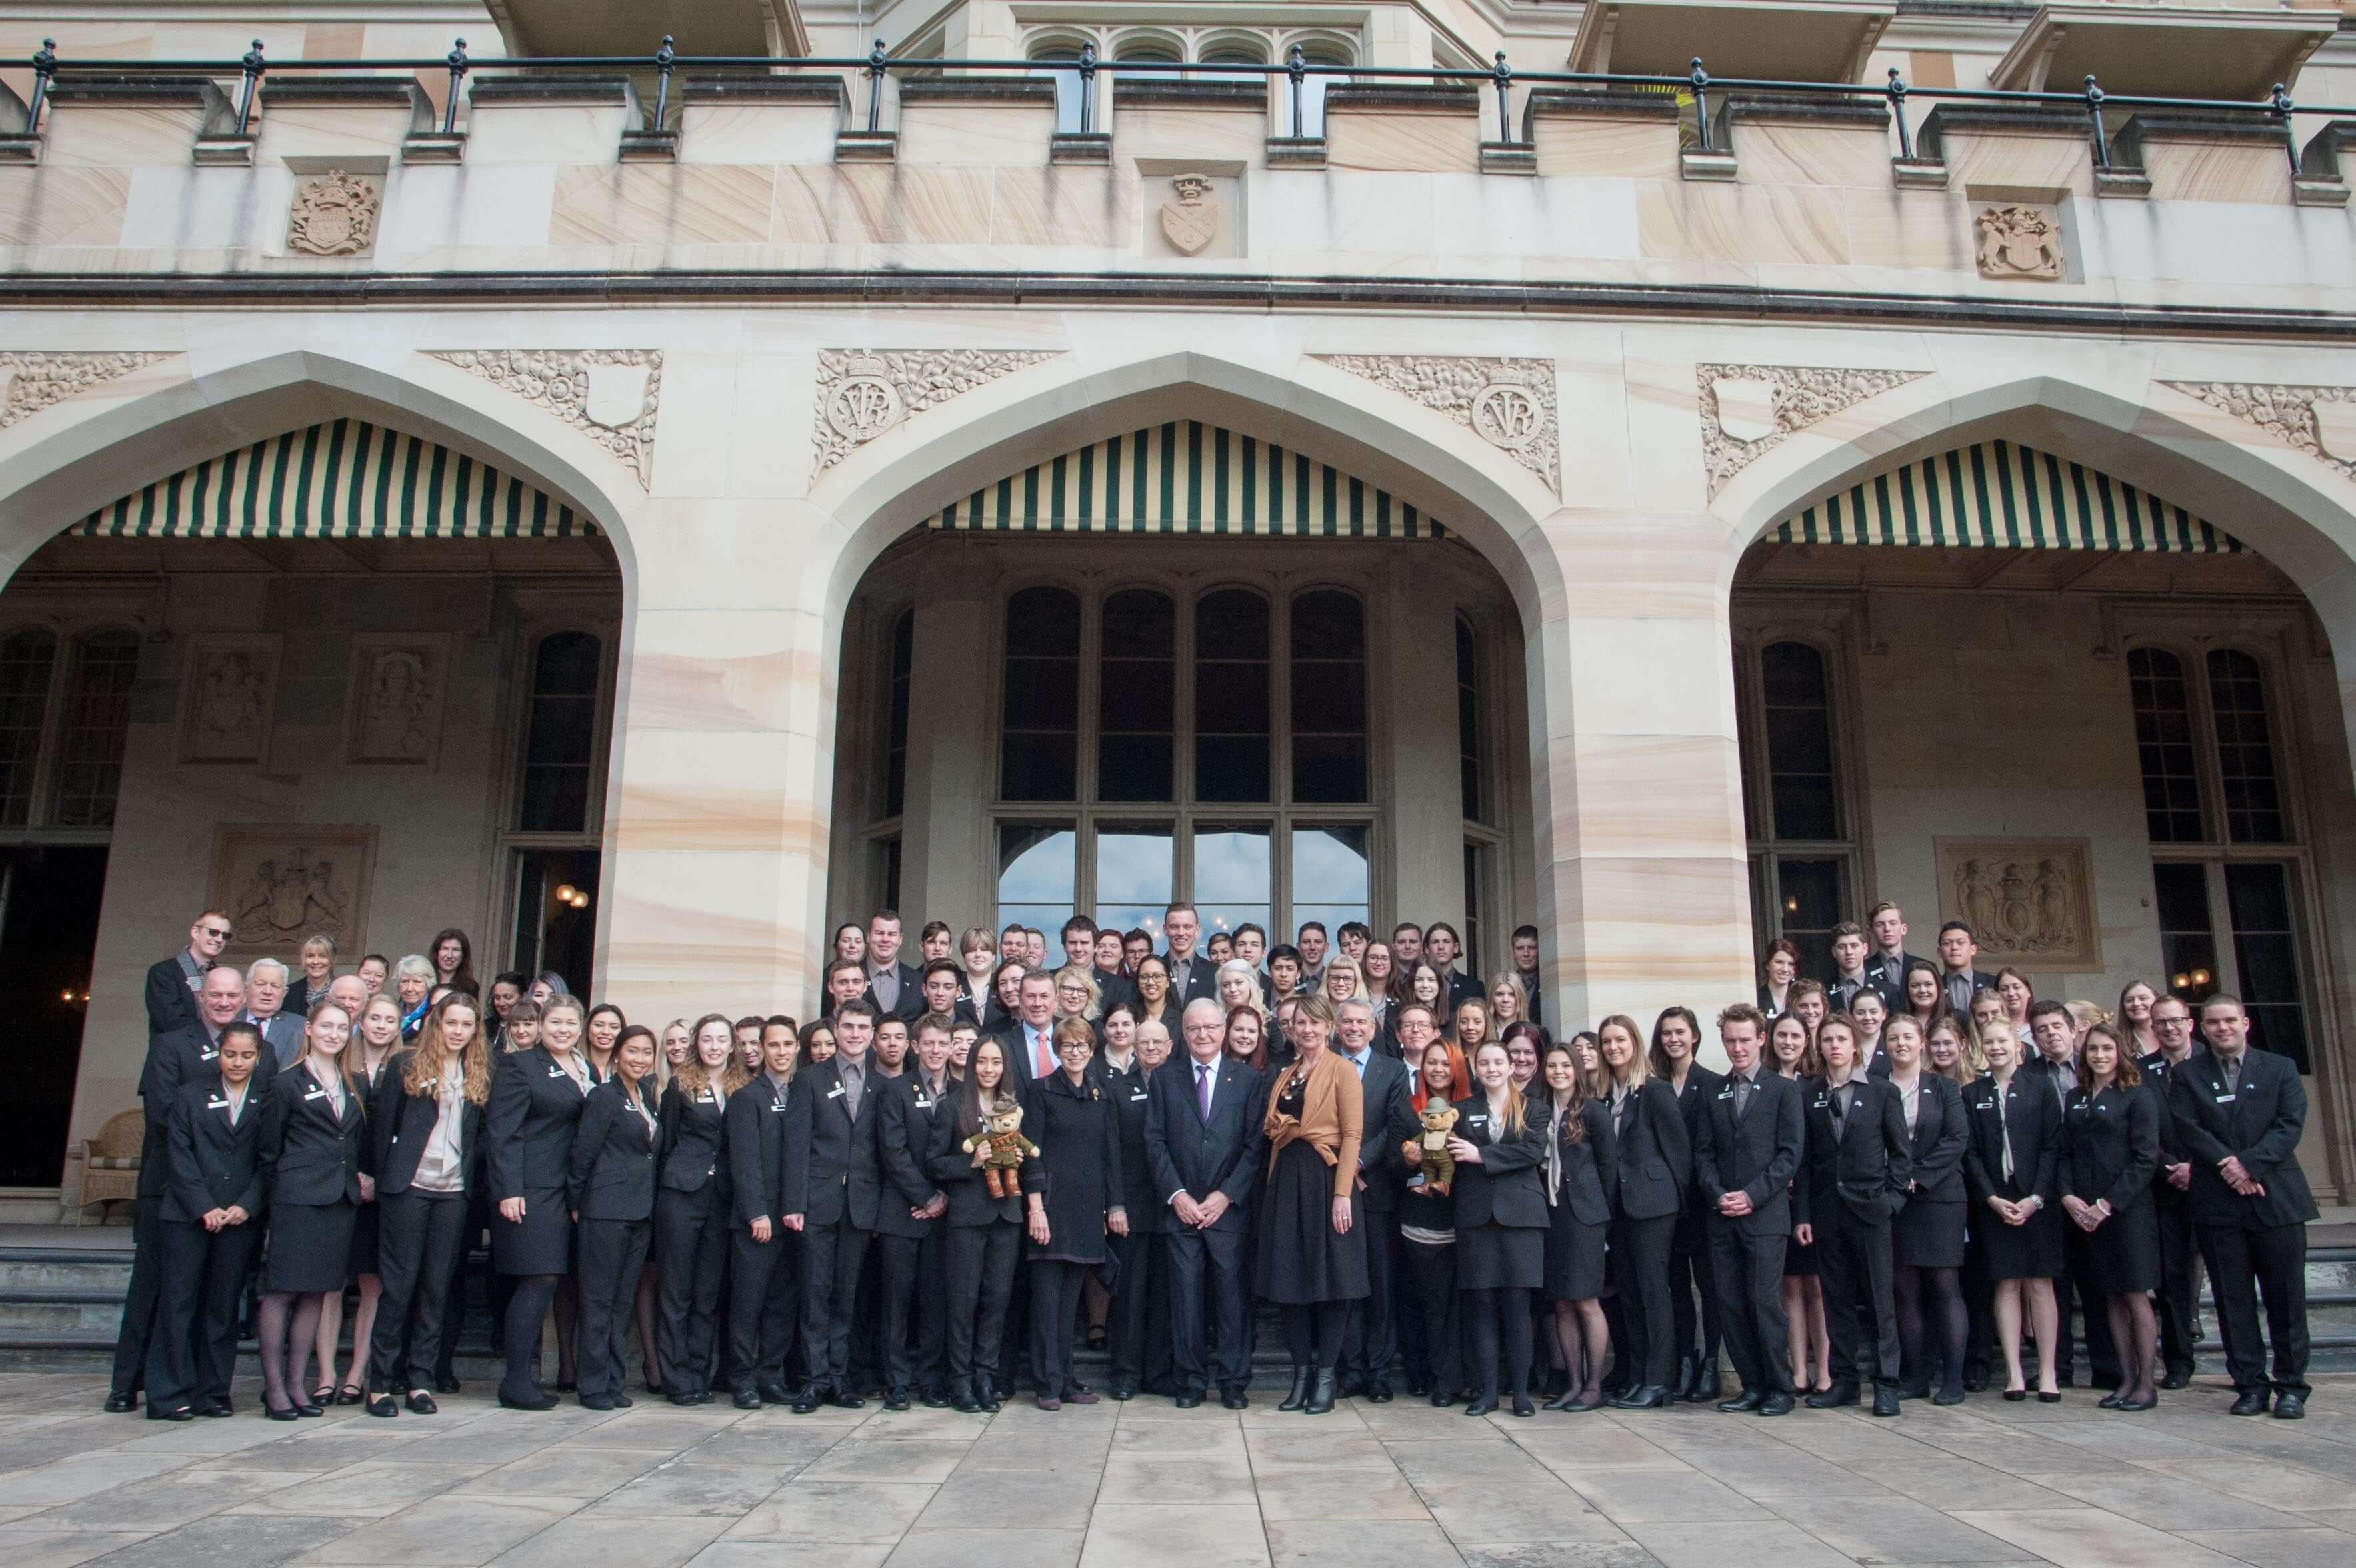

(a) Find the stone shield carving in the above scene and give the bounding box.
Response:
[179,633,280,765]
[1315,355,1559,491]
[429,349,663,488]
[0,352,169,432]
[1159,173,1219,256]
[1973,204,2063,281]
[1697,364,1930,496]
[287,171,383,257]
[209,825,377,961]
[345,633,449,767]
[1935,836,2101,971]
[2165,381,2356,483]
[812,349,1063,472]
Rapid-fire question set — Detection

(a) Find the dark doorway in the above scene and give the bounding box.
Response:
[510,847,599,997]
[0,845,108,1185]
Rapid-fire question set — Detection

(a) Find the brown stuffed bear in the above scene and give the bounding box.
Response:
[963,1103,1040,1199]
[1411,1102,1459,1196]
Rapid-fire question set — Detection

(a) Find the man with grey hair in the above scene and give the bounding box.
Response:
[1145,997,1264,1409]
[1334,996,1415,1401]
[243,957,304,1069]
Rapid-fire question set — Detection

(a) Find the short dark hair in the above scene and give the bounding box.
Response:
[920,920,951,942]
[835,999,879,1025]
[1511,924,1538,943]
[1234,922,1265,943]
[1426,922,1461,946]
[1269,945,1301,969]
[217,1021,264,1051]
[1829,921,1865,943]
[763,1015,796,1031]
[915,1011,955,1039]
[492,970,529,991]
[2026,997,2069,1025]
[2199,992,2245,1017]
[827,957,865,982]
[1337,921,1371,943]
[922,957,963,981]
[1392,922,1421,941]
[1061,915,1097,941]
[1939,920,1974,940]
[735,1015,767,1033]
[1124,928,1153,947]
[1296,920,1327,939]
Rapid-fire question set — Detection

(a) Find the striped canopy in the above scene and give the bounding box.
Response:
[1773,440,2240,554]
[928,421,1447,539]
[73,419,597,540]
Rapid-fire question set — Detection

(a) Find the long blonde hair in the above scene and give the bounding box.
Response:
[673,1011,752,1099]
[403,992,490,1105]
[1473,1039,1527,1139]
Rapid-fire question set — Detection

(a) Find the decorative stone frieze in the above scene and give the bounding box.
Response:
[2164,381,2356,480]
[287,171,383,257]
[1697,365,1929,495]
[813,349,1062,473]
[1314,355,1559,491]
[1973,203,2063,281]
[0,352,169,432]
[427,350,663,487]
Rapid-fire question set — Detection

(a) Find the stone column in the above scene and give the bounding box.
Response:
[899,555,995,928]
[1381,555,1467,939]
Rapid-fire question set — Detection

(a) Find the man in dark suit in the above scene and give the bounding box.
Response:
[1160,903,1221,1013]
[1860,901,1927,999]
[145,909,231,1040]
[1797,1046,1911,1416]
[2140,995,2203,1390]
[2023,998,2119,1388]
[875,1013,953,1409]
[1693,1003,1804,1415]
[1105,1019,1175,1400]
[2172,994,2319,1419]
[789,999,887,1412]
[1062,916,1137,1016]
[860,911,925,1023]
[986,971,1059,1087]
[917,959,981,1029]
[1423,923,1481,1013]
[1334,997,1415,1401]
[725,1025,808,1408]
[1827,924,1898,1015]
[1145,997,1263,1409]
[1934,922,1999,1017]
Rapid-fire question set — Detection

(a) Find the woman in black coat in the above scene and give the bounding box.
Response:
[928,1035,1027,1413]
[257,997,371,1419]
[365,993,487,1417]
[569,1026,661,1410]
[1538,1040,1616,1411]
[1650,1007,1723,1402]
[1448,1039,1551,1417]
[1598,1015,1688,1410]
[2063,1021,2163,1411]
[1883,1015,1971,1403]
[486,993,595,1409]
[655,1013,743,1406]
[147,1022,267,1420]
[1398,1033,1464,1407]
[1019,1019,1126,1410]
[1962,1022,2065,1401]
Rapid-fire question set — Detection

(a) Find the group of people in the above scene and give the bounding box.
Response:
[106,897,2317,1427]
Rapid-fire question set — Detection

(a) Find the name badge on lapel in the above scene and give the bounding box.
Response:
[1811,1093,1830,1110]
[1466,1114,1488,1128]
[1717,1086,1737,1101]
[547,1064,567,1079]
[200,1047,219,1063]
[1130,1089,1149,1103]
[303,1086,328,1102]
[771,1099,787,1113]
[421,1078,438,1091]
[2217,1092,2237,1104]
[827,1083,847,1100]
[206,1095,229,1109]
[915,1091,933,1109]
[699,1090,715,1103]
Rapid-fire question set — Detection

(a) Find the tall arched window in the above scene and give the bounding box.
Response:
[1455,615,1483,825]
[51,629,137,829]
[1761,641,1838,841]
[884,609,914,818]
[1195,588,1271,803]
[1099,588,1175,802]
[2129,647,2202,843]
[1289,590,1367,803]
[1001,586,1081,802]
[1737,637,1854,977]
[2207,649,2284,844]
[0,629,57,827]
[518,631,602,833]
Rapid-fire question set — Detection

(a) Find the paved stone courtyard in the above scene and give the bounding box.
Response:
[1,1371,2353,1568]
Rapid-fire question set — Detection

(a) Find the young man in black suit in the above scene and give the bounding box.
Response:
[2140,995,2203,1390]
[875,1013,953,1409]
[145,909,231,1039]
[1145,997,1264,1409]
[1694,1003,1804,1415]
[987,971,1059,1087]
[1335,997,1416,1401]
[861,911,925,1023]
[724,1026,807,1408]
[1797,1019,1912,1417]
[1160,903,1221,1013]
[790,998,887,1412]
[1860,901,1927,997]
[2172,994,2319,1419]
[1063,915,1138,1015]
[1934,922,1999,1017]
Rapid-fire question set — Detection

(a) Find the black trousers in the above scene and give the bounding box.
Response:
[655,1185,729,1397]
[1708,1220,1793,1395]
[1399,1238,1461,1395]
[1815,1205,1899,1386]
[2059,1226,2122,1385]
[2154,1187,2201,1379]
[1028,1258,1089,1395]
[1670,1215,1722,1369]
[799,1217,875,1389]
[370,1189,470,1393]
[727,1226,799,1392]
[1105,1227,1173,1393]
[1165,1222,1252,1395]
[576,1216,651,1400]
[1339,1211,1399,1388]
[878,1229,948,1394]
[1611,1213,1679,1388]
[109,1193,165,1398]
[1962,1228,1997,1383]
[147,1217,259,1412]
[2200,1222,2309,1398]
[943,1219,1019,1381]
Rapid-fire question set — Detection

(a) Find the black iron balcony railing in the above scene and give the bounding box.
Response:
[15,33,2356,179]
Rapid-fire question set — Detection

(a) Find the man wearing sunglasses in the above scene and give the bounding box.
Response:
[146,910,233,1039]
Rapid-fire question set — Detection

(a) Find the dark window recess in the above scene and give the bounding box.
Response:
[884,610,914,817]
[1761,641,1838,841]
[0,845,107,1185]
[2207,650,2285,845]
[1774,856,1847,981]
[1195,589,1271,803]
[880,836,903,912]
[510,847,600,999]
[2151,861,2220,1005]
[2129,648,2203,844]
[1461,840,1485,977]
[2225,861,2309,1071]
[519,631,603,833]
[1456,617,1483,824]
[51,630,139,830]
[1099,588,1175,803]
[1290,589,1367,803]
[0,629,56,828]
[1001,586,1082,802]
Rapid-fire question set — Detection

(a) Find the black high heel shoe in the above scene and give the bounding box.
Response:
[264,1401,299,1422]
[336,1384,365,1406]
[1277,1367,1313,1413]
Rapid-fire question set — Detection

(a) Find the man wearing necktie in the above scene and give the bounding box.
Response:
[1146,999,1263,1409]
[1333,999,1415,1403]
[791,1001,886,1414]
[986,973,1058,1087]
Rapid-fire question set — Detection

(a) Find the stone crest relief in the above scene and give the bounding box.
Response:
[0,352,170,433]
[1315,355,1559,491]
[209,825,377,961]
[2164,381,2356,483]
[1935,836,2102,972]
[1159,173,1219,256]
[427,349,663,488]
[178,633,280,765]
[1697,364,1929,496]
[344,633,449,767]
[287,170,383,257]
[1973,203,2063,281]
[812,349,1063,473]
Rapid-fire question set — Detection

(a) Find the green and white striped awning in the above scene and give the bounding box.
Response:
[928,421,1447,539]
[1773,441,2240,554]
[72,419,597,540]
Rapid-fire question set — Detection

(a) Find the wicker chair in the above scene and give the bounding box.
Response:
[65,1109,143,1224]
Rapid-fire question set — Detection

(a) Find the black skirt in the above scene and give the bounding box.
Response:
[2087,1195,2161,1295]
[1457,1220,1543,1291]
[265,1199,357,1293]
[1783,1232,1820,1279]
[492,1186,574,1276]
[1893,1197,1967,1269]
[1253,1139,1368,1305]
[1979,1200,2065,1281]
[1543,1202,1607,1301]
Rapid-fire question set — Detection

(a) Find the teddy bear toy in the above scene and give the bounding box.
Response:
[963,1103,1041,1199]
[1412,1102,1459,1195]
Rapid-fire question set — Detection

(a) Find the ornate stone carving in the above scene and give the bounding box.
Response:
[1696,364,1929,496]
[813,349,1062,473]
[1935,836,2101,971]
[1973,203,2063,281]
[1315,355,1559,490]
[287,170,382,257]
[345,633,448,767]
[0,352,169,432]
[427,350,663,487]
[209,825,377,961]
[2164,381,2356,482]
[179,634,280,765]
[1159,173,1218,256]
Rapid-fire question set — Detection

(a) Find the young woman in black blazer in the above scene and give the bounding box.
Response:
[1397,1029,1464,1407]
[1651,1007,1725,1403]
[487,993,595,1409]
[330,991,403,1407]
[257,998,371,1419]
[1021,1018,1127,1411]
[1448,1039,1550,1417]
[365,992,487,1417]
[1598,1015,1689,1410]
[1538,1040,1617,1412]
[927,1035,1027,1413]
[655,1013,743,1405]
[1884,1014,1972,1403]
[147,1023,267,1419]
[1962,1021,2065,1401]
[2063,1021,2163,1411]
[569,1025,660,1410]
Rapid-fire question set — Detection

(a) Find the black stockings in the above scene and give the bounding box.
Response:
[2107,1291,2159,1403]
[1283,1301,1349,1370]
[1895,1264,1968,1396]
[257,1291,323,1414]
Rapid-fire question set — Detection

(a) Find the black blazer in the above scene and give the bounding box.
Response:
[1670,1064,1725,1225]
[875,1070,951,1239]
[1862,949,1927,996]
[1447,1093,1549,1229]
[485,1046,591,1202]
[1895,1073,1969,1205]
[1021,1067,1124,1263]
[791,1056,885,1229]
[1961,1073,2063,1210]
[137,1023,246,1197]
[1352,1050,1417,1215]
[985,1017,1057,1089]
[1797,1074,1911,1227]
[725,1072,807,1229]
[2137,1051,2193,1173]
[1607,1079,1689,1222]
[161,1075,267,1225]
[925,1088,1028,1227]
[567,1077,658,1221]
[1093,967,1140,1016]
[2064,1083,2159,1217]
[861,961,925,1023]
[371,1051,483,1197]
[1104,1059,1165,1234]
[1693,1069,1805,1236]
[2167,1046,2319,1230]
[145,953,205,1039]
[656,1076,730,1196]
[1548,1099,1617,1227]
[1163,951,1221,1011]
[1143,1055,1263,1232]
[260,1062,367,1207]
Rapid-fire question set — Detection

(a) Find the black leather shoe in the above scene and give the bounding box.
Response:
[1671,1353,1699,1401]
[433,1373,462,1395]
[2115,1395,2157,1412]
[580,1393,618,1411]
[1559,1393,1607,1413]
[199,1400,233,1418]
[977,1379,1002,1414]
[1717,1389,1765,1414]
[2037,1391,2062,1403]
[2274,1393,2306,1420]
[1277,1367,1313,1412]
[1694,1364,1723,1402]
[829,1386,867,1410]
[293,1399,324,1418]
[1871,1385,1902,1418]
[1429,1388,1457,1408]
[1608,1385,1670,1411]
[883,1387,910,1411]
[758,1380,794,1406]
[733,1387,763,1410]
[1304,1370,1337,1415]
[2229,1388,2269,1417]
[148,1405,194,1421]
[1757,1391,1795,1417]
[367,1393,400,1418]
[407,1391,438,1415]
[1807,1382,1859,1409]
[949,1379,981,1413]
[1933,1385,1967,1407]
[921,1386,951,1409]
[1365,1379,1393,1403]
[2159,1369,2191,1391]
[103,1392,137,1413]
[264,1403,299,1421]
[1173,1390,1201,1409]
[1222,1388,1250,1411]
[1406,1376,1430,1398]
[1109,1383,1135,1401]
[500,1389,559,1411]
[1463,1395,1498,1417]
[1511,1393,1535,1418]
[2003,1388,2027,1402]
[2097,1393,2123,1409]
[791,1384,825,1415]
[669,1391,703,1407]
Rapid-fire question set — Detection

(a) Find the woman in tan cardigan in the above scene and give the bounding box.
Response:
[1252,993,1367,1415]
